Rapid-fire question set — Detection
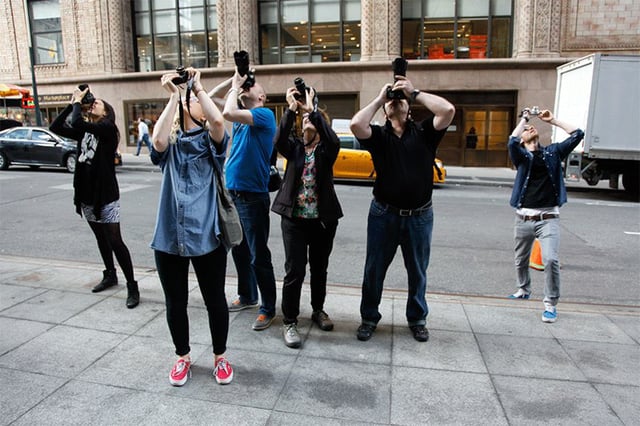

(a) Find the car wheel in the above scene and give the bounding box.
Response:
[0,152,8,170]
[65,153,77,173]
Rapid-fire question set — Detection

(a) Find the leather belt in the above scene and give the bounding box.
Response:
[518,213,559,221]
[377,199,432,217]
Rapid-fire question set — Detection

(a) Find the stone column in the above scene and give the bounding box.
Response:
[217,0,259,68]
[359,0,401,61]
[513,0,561,58]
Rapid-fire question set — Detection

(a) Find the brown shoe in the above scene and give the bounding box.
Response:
[311,310,334,331]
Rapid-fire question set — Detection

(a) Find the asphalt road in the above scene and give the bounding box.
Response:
[1,167,638,307]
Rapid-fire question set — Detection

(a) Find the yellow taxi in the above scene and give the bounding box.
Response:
[334,132,446,184]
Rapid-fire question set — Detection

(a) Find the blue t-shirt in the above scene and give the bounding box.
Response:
[150,127,229,256]
[225,107,276,192]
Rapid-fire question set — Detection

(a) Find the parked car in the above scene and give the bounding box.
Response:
[334,133,446,183]
[0,126,77,173]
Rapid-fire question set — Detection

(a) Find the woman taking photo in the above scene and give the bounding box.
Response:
[271,85,343,349]
[49,86,139,309]
[150,67,233,386]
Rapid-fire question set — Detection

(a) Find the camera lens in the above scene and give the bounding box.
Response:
[294,77,306,100]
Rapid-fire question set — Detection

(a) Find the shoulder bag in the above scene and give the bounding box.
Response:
[212,159,243,248]
[268,146,282,192]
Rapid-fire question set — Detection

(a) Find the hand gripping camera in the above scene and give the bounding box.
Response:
[234,50,256,90]
[77,84,95,105]
[293,77,318,110]
[386,57,409,100]
[171,66,190,85]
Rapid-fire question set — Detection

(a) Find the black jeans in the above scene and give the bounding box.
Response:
[280,216,338,324]
[155,246,228,356]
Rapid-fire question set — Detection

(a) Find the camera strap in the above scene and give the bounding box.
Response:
[177,80,204,132]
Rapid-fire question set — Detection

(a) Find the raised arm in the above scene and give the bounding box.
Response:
[152,72,181,153]
[350,84,390,140]
[190,68,225,146]
[222,70,254,125]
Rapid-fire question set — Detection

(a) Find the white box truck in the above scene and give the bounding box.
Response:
[552,53,640,195]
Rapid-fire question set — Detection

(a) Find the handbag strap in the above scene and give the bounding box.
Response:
[270,145,278,167]
[211,158,232,208]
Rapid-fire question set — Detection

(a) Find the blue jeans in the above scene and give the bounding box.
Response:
[136,133,152,155]
[360,199,434,327]
[514,216,561,306]
[230,191,276,317]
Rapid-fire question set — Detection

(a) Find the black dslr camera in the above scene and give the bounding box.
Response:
[234,50,255,90]
[293,77,318,110]
[78,84,95,105]
[172,66,190,85]
[294,77,307,100]
[386,57,408,100]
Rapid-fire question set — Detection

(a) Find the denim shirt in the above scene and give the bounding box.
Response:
[508,129,584,208]
[150,127,229,256]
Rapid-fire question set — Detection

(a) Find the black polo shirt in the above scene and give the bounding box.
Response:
[359,118,446,209]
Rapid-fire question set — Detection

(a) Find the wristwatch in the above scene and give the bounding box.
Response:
[411,90,420,102]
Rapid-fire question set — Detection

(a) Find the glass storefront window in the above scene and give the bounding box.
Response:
[29,0,64,65]
[259,0,361,64]
[402,0,511,59]
[133,1,218,71]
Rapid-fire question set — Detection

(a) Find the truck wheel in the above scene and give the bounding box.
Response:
[622,168,639,197]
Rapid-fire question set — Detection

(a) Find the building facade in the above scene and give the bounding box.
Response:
[1,0,639,167]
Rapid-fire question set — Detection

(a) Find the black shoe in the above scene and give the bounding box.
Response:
[92,269,118,293]
[311,310,334,331]
[357,323,376,341]
[410,325,429,342]
[126,281,140,309]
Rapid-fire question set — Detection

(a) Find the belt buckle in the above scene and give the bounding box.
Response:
[399,208,412,216]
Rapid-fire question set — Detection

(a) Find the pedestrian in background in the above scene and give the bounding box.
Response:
[49,86,139,309]
[150,67,233,386]
[209,64,278,331]
[507,107,584,323]
[271,84,343,348]
[135,117,152,155]
[350,71,455,342]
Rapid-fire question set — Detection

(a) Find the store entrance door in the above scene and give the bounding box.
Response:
[462,108,511,167]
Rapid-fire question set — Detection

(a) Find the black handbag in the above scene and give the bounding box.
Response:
[268,146,282,192]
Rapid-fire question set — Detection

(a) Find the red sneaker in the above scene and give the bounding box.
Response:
[214,357,233,385]
[169,357,191,386]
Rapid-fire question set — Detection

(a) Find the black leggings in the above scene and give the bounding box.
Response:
[87,221,135,283]
[155,247,229,356]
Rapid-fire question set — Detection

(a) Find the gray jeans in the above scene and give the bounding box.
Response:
[514,216,561,306]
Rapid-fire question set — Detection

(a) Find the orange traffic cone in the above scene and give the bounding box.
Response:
[529,239,544,271]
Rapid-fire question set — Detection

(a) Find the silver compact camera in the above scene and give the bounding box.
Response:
[529,106,540,116]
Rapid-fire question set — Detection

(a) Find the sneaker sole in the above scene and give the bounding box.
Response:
[253,317,275,331]
[169,376,188,386]
[228,303,259,312]
[215,371,233,385]
[542,315,557,323]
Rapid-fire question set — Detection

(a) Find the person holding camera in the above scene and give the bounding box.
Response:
[49,86,139,309]
[350,61,455,343]
[150,67,233,386]
[208,52,278,331]
[507,107,584,323]
[271,82,343,348]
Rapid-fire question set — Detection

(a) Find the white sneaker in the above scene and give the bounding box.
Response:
[283,323,301,348]
[542,304,557,323]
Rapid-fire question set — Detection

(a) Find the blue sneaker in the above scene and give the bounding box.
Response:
[542,309,557,323]
[508,289,530,299]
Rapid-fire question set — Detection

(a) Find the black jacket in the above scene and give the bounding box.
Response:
[271,109,343,223]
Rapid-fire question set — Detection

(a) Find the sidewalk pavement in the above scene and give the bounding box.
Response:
[1,254,639,425]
